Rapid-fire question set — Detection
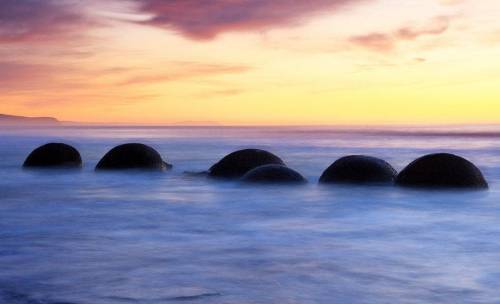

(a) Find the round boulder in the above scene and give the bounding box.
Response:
[209,149,285,179]
[23,143,82,168]
[241,165,307,184]
[396,153,488,189]
[95,143,171,171]
[319,155,396,184]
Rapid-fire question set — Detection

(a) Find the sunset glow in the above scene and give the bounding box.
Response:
[2,0,500,125]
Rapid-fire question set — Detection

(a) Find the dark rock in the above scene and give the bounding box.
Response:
[23,143,82,168]
[95,143,171,171]
[183,171,209,177]
[396,153,488,189]
[241,164,307,184]
[209,149,284,178]
[319,155,396,184]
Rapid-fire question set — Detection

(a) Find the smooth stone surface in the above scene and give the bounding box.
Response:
[396,153,488,189]
[23,143,82,168]
[241,164,307,184]
[209,149,284,179]
[319,155,396,184]
[95,143,171,171]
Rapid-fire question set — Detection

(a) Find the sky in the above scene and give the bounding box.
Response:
[1,0,500,125]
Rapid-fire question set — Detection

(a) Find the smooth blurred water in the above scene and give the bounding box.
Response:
[1,126,500,304]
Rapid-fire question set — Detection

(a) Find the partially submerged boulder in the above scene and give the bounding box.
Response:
[241,164,307,184]
[396,153,488,189]
[209,149,284,179]
[95,143,171,171]
[23,143,82,168]
[319,155,396,184]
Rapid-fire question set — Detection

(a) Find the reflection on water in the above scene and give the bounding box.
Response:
[0,126,500,303]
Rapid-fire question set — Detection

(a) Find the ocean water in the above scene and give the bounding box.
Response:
[1,126,500,304]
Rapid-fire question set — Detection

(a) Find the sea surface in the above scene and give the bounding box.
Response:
[1,125,500,304]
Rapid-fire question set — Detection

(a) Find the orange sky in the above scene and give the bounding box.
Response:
[1,0,500,125]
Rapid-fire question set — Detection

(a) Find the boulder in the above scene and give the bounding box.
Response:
[209,149,284,178]
[95,143,171,171]
[396,153,488,189]
[23,143,82,168]
[319,155,396,184]
[241,164,307,184]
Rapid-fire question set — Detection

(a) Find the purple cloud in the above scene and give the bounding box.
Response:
[0,0,92,43]
[133,0,365,40]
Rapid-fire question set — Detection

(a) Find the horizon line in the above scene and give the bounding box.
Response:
[3,112,500,128]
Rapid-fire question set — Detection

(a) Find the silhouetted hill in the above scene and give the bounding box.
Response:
[0,114,60,125]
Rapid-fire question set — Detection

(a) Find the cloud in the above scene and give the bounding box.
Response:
[349,33,394,52]
[437,0,464,5]
[0,62,75,90]
[133,0,365,40]
[396,17,450,40]
[0,0,93,43]
[0,61,138,92]
[120,62,251,85]
[349,16,451,52]
[194,88,245,99]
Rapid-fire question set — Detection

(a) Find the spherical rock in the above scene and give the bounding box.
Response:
[396,153,488,189]
[23,143,82,168]
[209,149,284,178]
[95,143,171,171]
[241,164,307,184]
[319,155,396,184]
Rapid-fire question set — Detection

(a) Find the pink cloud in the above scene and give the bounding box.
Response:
[120,62,251,85]
[133,0,366,40]
[350,16,451,52]
[396,17,449,40]
[0,62,75,90]
[349,33,394,52]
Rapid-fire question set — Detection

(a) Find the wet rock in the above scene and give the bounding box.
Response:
[95,143,171,171]
[23,143,82,168]
[209,149,284,178]
[183,171,209,177]
[319,155,396,184]
[241,164,307,184]
[396,153,488,189]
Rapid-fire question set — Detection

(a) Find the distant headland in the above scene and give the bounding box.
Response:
[0,114,222,127]
[0,114,60,125]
